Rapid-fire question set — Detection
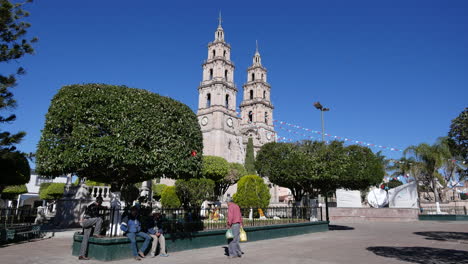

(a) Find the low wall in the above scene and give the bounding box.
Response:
[72,221,329,261]
[329,208,419,222]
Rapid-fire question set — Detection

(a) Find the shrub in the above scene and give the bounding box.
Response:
[161,186,181,208]
[1,184,28,200]
[153,183,167,201]
[233,175,270,208]
[39,183,65,200]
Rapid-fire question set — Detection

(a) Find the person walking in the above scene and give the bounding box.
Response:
[78,196,105,260]
[226,198,243,259]
[147,210,169,258]
[121,206,151,261]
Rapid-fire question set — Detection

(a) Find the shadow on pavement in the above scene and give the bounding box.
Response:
[328,225,354,231]
[414,231,468,242]
[367,246,468,264]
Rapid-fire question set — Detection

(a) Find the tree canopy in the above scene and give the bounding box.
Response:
[39,182,65,201]
[256,142,309,203]
[233,175,270,208]
[1,184,27,200]
[160,186,181,208]
[175,178,215,208]
[201,156,230,198]
[36,84,203,188]
[448,108,467,161]
[0,0,36,193]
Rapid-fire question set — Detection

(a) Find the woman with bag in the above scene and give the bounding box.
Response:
[226,198,243,259]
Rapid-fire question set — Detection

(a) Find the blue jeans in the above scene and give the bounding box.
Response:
[126,232,151,256]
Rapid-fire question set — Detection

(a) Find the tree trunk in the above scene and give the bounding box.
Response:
[432,177,441,214]
[324,195,329,222]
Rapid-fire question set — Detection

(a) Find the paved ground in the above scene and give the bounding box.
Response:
[1,221,467,264]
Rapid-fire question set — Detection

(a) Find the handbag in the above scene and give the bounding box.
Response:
[225,229,234,239]
[240,227,247,242]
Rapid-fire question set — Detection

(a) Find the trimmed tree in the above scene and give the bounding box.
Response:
[245,138,256,174]
[0,0,36,193]
[160,186,181,208]
[35,84,203,189]
[39,183,65,201]
[233,175,270,208]
[175,178,215,208]
[1,184,27,200]
[256,142,309,204]
[201,156,229,198]
[342,145,385,191]
[152,183,167,201]
[0,151,30,193]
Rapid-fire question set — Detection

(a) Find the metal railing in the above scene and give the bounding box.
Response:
[419,206,467,215]
[0,208,38,227]
[95,206,323,237]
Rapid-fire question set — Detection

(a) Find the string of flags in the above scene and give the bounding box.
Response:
[273,119,404,152]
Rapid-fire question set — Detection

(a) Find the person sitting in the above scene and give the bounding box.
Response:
[147,210,169,258]
[78,196,106,260]
[120,206,151,261]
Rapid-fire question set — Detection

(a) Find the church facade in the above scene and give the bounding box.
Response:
[197,18,276,164]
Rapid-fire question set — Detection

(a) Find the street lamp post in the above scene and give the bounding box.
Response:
[313,102,330,142]
[314,101,330,222]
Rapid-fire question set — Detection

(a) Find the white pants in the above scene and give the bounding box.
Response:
[150,234,166,255]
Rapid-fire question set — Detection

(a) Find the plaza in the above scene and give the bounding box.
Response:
[1,221,467,264]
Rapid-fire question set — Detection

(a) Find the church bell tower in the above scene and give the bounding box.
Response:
[197,14,245,163]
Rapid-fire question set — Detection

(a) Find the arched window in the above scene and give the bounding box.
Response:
[206,93,211,108]
[248,111,253,122]
[261,74,264,80]
[265,112,268,123]
[225,94,229,108]
[209,69,213,80]
[212,50,215,58]
[223,50,226,58]
[251,73,255,81]
[249,90,253,100]
[225,70,228,80]
[263,90,266,99]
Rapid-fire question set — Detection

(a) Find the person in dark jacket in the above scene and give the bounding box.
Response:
[78,196,105,260]
[121,206,151,261]
[147,210,168,257]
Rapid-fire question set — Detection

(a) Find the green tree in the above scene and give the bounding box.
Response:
[160,186,181,208]
[201,156,229,198]
[404,142,450,212]
[175,178,215,208]
[152,183,167,201]
[39,182,65,201]
[341,145,385,191]
[35,84,203,189]
[383,179,404,189]
[256,142,309,204]
[233,175,270,208]
[0,0,36,192]
[1,184,27,200]
[245,138,256,174]
[448,109,467,162]
[226,162,247,189]
[0,151,30,193]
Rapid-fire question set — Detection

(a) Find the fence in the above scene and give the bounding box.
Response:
[0,208,38,228]
[96,206,323,237]
[420,206,467,215]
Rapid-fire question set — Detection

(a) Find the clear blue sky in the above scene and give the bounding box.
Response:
[4,0,468,164]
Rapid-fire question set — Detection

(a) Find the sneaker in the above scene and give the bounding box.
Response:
[134,257,141,261]
[159,254,169,257]
[137,251,145,258]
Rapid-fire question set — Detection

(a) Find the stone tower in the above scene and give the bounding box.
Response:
[197,16,245,163]
[240,42,276,153]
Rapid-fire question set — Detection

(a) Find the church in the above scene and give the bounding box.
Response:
[196,16,276,164]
